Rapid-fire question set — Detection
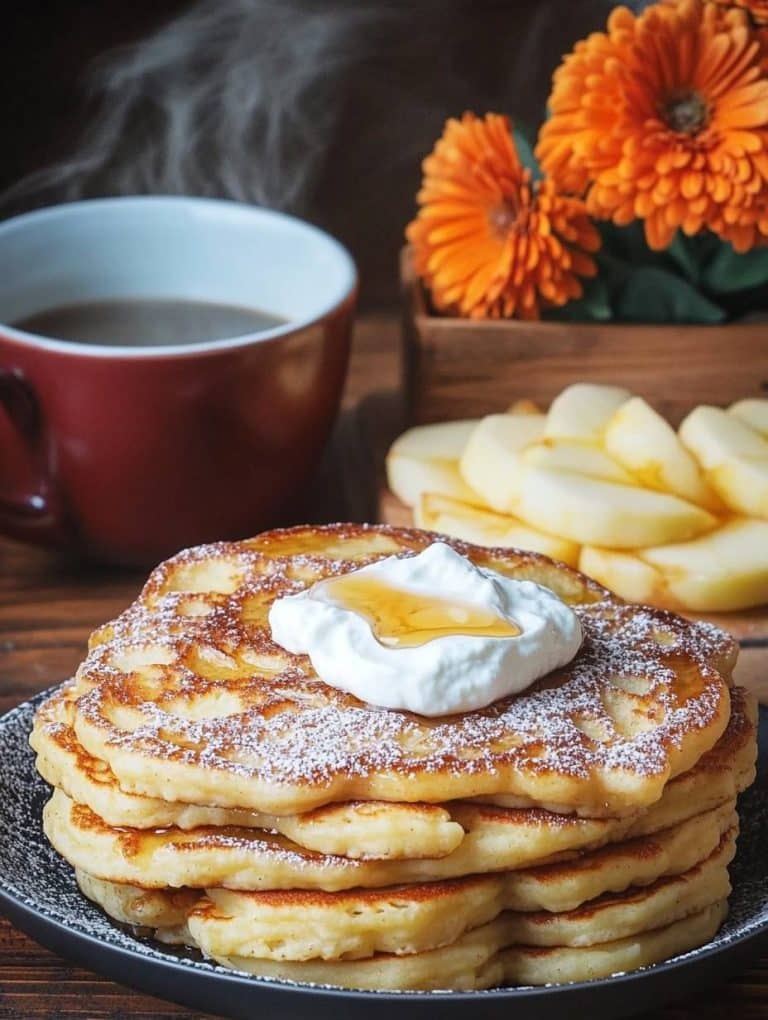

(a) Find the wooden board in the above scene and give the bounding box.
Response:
[378,487,768,703]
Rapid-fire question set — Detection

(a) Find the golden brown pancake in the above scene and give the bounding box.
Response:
[74,808,735,961]
[39,689,756,891]
[32,523,750,993]
[54,525,734,817]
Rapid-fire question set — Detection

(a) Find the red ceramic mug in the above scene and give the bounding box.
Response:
[0,197,356,565]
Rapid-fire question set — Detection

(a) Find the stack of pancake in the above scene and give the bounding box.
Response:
[31,524,757,991]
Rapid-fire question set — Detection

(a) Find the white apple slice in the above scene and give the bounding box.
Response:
[706,459,768,519]
[385,420,480,507]
[459,413,546,512]
[522,439,637,484]
[579,547,661,605]
[603,396,722,511]
[509,468,716,548]
[544,383,631,443]
[642,518,768,610]
[679,405,768,464]
[506,398,543,415]
[581,518,768,611]
[386,456,479,508]
[388,419,479,461]
[416,492,580,566]
[679,405,768,518]
[729,398,768,437]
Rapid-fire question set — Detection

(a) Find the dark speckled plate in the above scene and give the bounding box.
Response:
[1,688,767,1020]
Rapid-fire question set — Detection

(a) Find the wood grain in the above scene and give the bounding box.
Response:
[1,313,766,1020]
[401,249,768,426]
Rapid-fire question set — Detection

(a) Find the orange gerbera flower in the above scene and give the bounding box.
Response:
[406,113,600,320]
[709,0,768,25]
[537,0,768,252]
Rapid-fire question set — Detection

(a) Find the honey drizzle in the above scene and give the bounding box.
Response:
[321,574,520,647]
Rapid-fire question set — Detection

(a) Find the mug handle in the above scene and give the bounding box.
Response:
[0,369,62,543]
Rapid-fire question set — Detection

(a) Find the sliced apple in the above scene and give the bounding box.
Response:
[507,398,543,415]
[388,419,479,461]
[705,459,768,519]
[579,547,662,605]
[459,413,546,512]
[679,405,768,465]
[642,518,768,610]
[416,492,580,566]
[386,457,478,508]
[522,439,636,484]
[508,468,717,548]
[580,519,768,611]
[385,420,479,507]
[679,405,768,518]
[729,398,768,437]
[603,396,722,511]
[543,383,631,443]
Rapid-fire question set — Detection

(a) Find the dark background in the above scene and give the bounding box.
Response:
[0,1,621,307]
[1,2,186,194]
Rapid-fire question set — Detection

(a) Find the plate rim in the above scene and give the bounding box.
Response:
[1,687,767,1010]
[3,873,768,1008]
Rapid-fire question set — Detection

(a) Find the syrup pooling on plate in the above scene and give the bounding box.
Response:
[319,572,522,648]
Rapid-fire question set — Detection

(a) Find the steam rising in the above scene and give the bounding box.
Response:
[5,0,388,213]
[2,0,650,298]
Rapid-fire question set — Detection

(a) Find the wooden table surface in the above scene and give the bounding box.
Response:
[1,314,766,1019]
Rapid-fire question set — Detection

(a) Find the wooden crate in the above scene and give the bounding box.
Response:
[401,248,768,426]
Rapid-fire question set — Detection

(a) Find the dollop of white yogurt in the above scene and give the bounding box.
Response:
[268,542,582,717]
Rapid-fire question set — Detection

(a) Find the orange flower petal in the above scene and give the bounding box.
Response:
[408,112,600,319]
[539,0,768,251]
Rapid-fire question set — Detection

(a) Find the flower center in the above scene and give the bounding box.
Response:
[488,200,521,238]
[662,90,709,135]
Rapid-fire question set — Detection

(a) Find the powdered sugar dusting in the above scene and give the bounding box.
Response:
[1,691,766,1004]
[54,526,736,812]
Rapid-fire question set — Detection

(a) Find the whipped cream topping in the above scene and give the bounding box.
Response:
[268,542,582,716]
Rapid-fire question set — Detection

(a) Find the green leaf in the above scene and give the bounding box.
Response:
[546,276,611,322]
[597,223,717,289]
[598,220,656,265]
[616,267,725,324]
[664,233,702,286]
[513,126,541,181]
[595,249,632,292]
[703,243,768,294]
